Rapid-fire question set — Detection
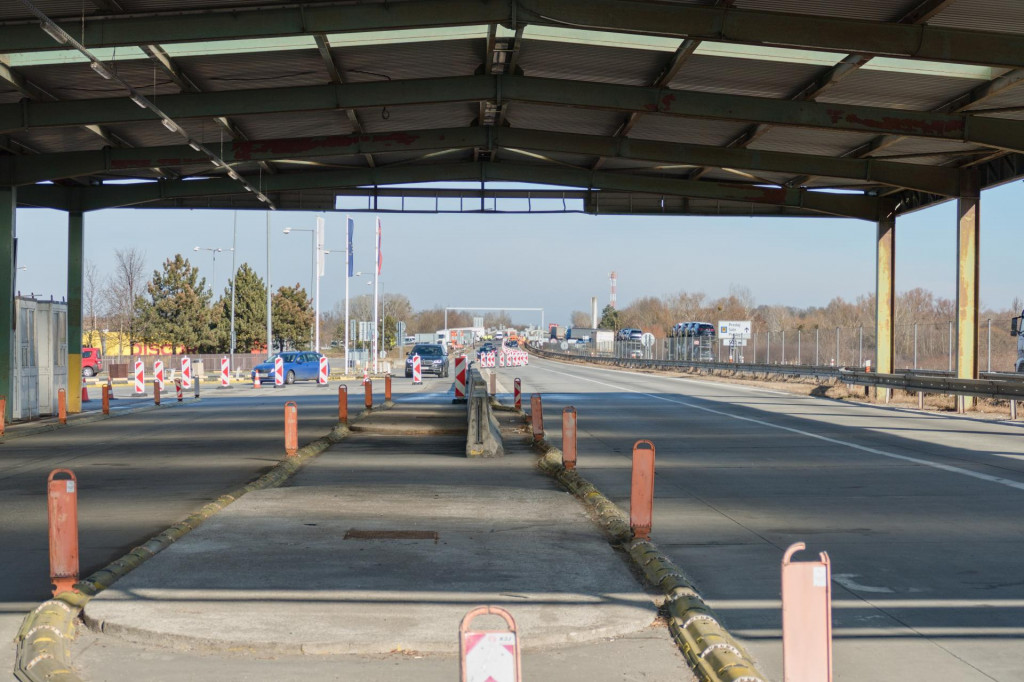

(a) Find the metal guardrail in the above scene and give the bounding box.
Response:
[527,343,1024,401]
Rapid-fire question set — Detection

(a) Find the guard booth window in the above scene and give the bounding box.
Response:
[20,308,36,367]
[54,311,67,367]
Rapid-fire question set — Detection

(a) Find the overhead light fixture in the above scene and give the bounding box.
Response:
[40,21,68,44]
[188,141,201,152]
[90,62,113,80]
[243,185,254,192]
[130,94,147,109]
[161,118,178,133]
[227,169,240,180]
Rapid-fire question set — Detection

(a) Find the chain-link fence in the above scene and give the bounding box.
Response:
[545,318,1020,373]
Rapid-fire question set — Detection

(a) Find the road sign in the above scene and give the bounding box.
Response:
[718,320,752,339]
[560,342,569,351]
[397,321,406,338]
[722,338,748,347]
[641,332,655,347]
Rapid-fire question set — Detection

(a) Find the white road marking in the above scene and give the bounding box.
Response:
[832,574,895,594]
[537,363,1024,493]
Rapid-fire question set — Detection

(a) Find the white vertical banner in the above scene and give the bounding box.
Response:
[344,215,353,375]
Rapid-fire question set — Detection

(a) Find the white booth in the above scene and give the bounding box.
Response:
[11,297,68,420]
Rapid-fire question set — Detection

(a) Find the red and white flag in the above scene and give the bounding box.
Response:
[375,217,382,275]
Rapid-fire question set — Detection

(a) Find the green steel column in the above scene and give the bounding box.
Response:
[68,210,83,413]
[0,187,13,422]
[876,212,896,382]
[957,170,980,407]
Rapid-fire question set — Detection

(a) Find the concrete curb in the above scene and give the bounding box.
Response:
[532,439,768,682]
[11,407,382,682]
[466,368,503,457]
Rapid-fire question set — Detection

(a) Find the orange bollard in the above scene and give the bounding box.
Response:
[385,374,392,402]
[339,384,349,424]
[58,388,67,424]
[101,384,110,415]
[489,372,496,395]
[630,440,656,540]
[562,407,577,471]
[782,542,833,682]
[365,378,373,409]
[0,395,5,436]
[530,394,543,442]
[154,379,161,405]
[47,469,79,595]
[514,378,521,410]
[284,401,298,456]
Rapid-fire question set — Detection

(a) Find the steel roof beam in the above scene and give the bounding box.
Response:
[1,126,959,196]
[19,160,879,219]
[4,0,1024,69]
[3,74,1021,152]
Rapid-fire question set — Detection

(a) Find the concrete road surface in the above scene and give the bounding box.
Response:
[507,355,1024,681]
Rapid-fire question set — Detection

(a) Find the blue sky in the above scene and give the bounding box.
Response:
[11,180,1022,326]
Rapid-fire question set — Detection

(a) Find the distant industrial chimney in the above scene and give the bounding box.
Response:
[609,271,617,308]
[591,296,598,327]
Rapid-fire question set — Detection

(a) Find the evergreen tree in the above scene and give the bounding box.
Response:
[135,254,212,350]
[272,284,314,352]
[599,304,620,330]
[211,263,268,353]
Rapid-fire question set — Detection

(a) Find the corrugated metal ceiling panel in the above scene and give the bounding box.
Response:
[870,136,990,164]
[331,39,482,83]
[518,40,665,86]
[818,69,988,111]
[627,115,751,147]
[669,53,830,99]
[731,0,909,22]
[506,103,622,136]
[217,110,355,140]
[924,0,1024,35]
[747,126,879,157]
[356,102,477,133]
[0,0,100,20]
[177,50,328,92]
[13,126,105,154]
[15,59,180,100]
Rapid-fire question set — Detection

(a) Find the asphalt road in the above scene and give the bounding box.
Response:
[0,377,415,680]
[510,355,1024,681]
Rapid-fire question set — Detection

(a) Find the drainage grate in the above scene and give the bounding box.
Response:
[344,529,439,543]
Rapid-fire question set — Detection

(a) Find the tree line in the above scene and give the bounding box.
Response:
[85,248,524,355]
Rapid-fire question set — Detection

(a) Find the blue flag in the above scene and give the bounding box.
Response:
[346,216,354,277]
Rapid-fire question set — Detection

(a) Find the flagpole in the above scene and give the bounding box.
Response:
[372,217,380,374]
[344,216,351,376]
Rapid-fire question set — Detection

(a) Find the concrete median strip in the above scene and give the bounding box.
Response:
[531,435,768,682]
[12,408,382,682]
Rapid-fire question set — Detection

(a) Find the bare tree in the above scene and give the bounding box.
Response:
[107,247,147,358]
[83,260,104,349]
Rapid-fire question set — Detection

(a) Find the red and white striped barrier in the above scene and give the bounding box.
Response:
[175,378,183,402]
[274,356,284,386]
[181,357,193,390]
[454,355,467,400]
[134,358,144,394]
[318,356,328,385]
[412,354,422,384]
[220,357,230,387]
[499,353,505,368]
[154,360,165,392]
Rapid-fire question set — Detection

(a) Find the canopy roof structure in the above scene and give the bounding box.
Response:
[2,0,1024,218]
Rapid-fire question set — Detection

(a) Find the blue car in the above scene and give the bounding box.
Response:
[252,351,327,384]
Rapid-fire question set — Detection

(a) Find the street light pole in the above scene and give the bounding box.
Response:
[283,218,324,352]
[230,211,238,365]
[193,245,225,296]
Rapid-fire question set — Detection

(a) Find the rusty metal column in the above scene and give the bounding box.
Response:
[957,170,980,410]
[876,207,896,402]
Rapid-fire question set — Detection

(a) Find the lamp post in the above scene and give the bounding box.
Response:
[283,217,325,352]
[193,246,225,295]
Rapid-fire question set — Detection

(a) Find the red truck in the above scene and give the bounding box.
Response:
[82,347,103,377]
